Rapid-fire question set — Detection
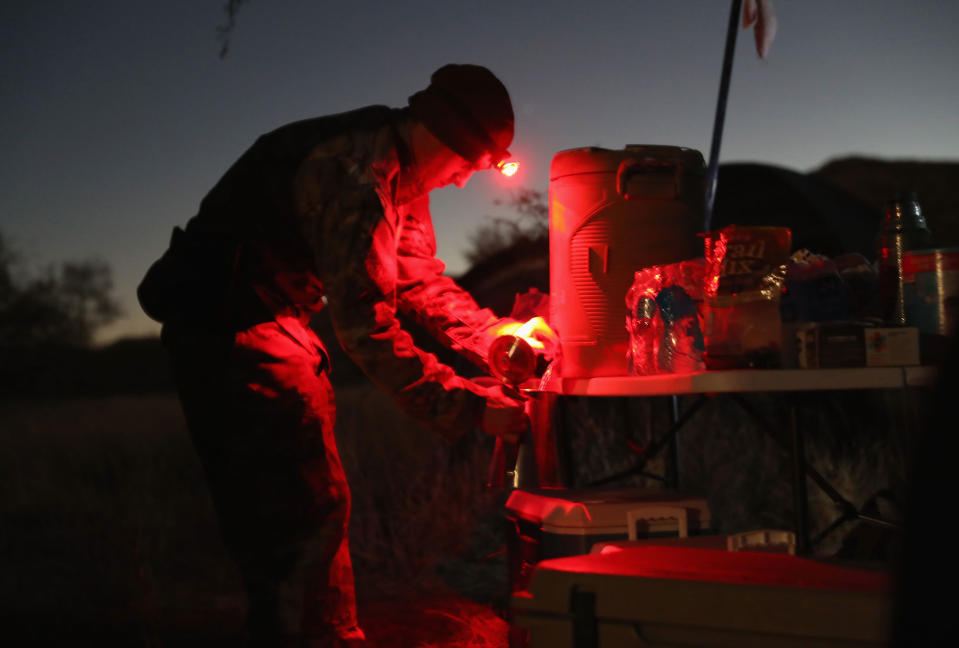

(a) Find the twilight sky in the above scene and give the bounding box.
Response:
[2,1,957,343]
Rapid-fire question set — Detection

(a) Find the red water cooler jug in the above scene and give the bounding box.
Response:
[549,145,705,377]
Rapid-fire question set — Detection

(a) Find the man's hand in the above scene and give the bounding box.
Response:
[528,318,560,363]
[493,316,560,367]
[480,383,527,443]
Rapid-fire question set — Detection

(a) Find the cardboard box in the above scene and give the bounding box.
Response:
[864,327,921,366]
[797,323,919,368]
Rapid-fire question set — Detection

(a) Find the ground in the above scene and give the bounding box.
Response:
[0,393,512,646]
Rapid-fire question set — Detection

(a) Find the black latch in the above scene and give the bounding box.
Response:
[570,586,598,648]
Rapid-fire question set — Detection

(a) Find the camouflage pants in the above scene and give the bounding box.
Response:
[166,318,357,645]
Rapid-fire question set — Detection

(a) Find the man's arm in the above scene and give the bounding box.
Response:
[393,196,525,373]
[293,154,522,440]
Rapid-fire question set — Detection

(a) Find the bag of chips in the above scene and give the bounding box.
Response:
[703,225,791,369]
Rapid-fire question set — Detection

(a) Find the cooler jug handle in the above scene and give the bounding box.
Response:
[616,158,681,200]
[627,506,689,539]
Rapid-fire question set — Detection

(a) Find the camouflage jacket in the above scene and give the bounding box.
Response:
[190,106,519,439]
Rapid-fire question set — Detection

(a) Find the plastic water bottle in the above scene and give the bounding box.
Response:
[656,285,705,373]
[627,295,662,375]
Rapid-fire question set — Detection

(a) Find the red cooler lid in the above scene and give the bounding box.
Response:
[539,545,889,592]
[549,145,705,181]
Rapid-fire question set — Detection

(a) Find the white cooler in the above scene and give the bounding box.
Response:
[505,488,713,595]
[512,545,891,647]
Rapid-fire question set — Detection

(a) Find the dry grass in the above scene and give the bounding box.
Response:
[334,385,509,603]
[0,390,510,645]
[362,594,508,648]
[0,395,244,638]
[561,389,911,559]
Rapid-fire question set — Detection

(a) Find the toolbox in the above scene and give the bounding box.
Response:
[511,545,891,647]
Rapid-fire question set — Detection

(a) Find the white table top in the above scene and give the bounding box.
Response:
[555,366,938,396]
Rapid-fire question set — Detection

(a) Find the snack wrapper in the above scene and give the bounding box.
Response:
[781,249,849,322]
[703,226,791,369]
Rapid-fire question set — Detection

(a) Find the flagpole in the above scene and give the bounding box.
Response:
[703,0,743,234]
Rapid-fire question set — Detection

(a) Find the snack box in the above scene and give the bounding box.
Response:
[796,322,919,368]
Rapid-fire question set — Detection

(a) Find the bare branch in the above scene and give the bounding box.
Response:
[217,0,249,59]
[465,189,548,266]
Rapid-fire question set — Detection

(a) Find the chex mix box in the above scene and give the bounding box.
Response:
[796,322,919,368]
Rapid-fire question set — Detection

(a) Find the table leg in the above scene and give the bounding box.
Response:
[584,395,708,488]
[668,395,683,491]
[554,395,574,488]
[731,394,880,553]
[789,404,810,555]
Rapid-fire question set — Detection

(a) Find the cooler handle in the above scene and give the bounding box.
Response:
[726,529,796,554]
[616,158,681,200]
[627,506,689,540]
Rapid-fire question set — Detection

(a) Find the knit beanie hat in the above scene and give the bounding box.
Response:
[408,64,514,165]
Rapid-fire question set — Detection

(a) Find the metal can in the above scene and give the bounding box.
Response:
[903,248,959,337]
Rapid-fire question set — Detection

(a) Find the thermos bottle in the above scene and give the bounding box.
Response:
[878,192,931,325]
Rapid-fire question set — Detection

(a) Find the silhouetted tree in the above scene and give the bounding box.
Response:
[465,188,548,266]
[0,232,121,348]
[0,232,14,305]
